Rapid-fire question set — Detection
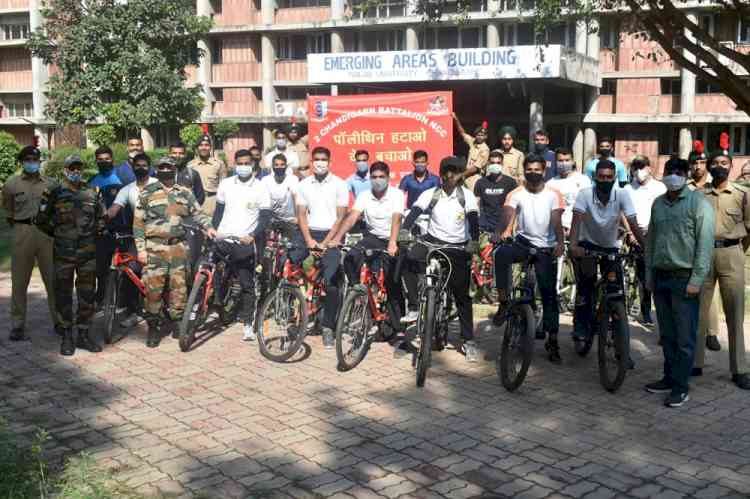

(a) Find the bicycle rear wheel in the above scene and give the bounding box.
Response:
[557,257,577,313]
[257,283,307,362]
[498,304,535,392]
[335,285,373,372]
[415,288,436,388]
[179,273,208,352]
[102,270,121,344]
[598,300,628,392]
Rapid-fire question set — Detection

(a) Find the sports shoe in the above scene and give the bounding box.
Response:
[691,367,703,377]
[545,338,561,364]
[119,314,140,328]
[400,310,419,324]
[393,340,412,359]
[464,340,479,363]
[645,379,672,394]
[322,328,335,350]
[9,328,27,341]
[665,392,690,408]
[243,322,256,342]
[706,335,721,352]
[732,373,750,390]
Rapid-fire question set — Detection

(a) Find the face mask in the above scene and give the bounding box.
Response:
[276,139,287,150]
[636,168,650,183]
[128,151,137,160]
[710,166,730,183]
[173,157,187,168]
[273,167,286,178]
[236,165,253,179]
[64,170,82,183]
[534,143,547,154]
[595,179,615,196]
[23,161,40,174]
[134,167,150,179]
[97,160,113,172]
[414,163,427,174]
[663,174,686,192]
[156,169,175,183]
[557,161,573,175]
[371,178,388,192]
[598,148,612,158]
[356,161,368,173]
[524,172,544,186]
[487,163,503,176]
[313,160,329,175]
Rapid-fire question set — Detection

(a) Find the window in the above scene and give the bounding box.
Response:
[601,79,616,95]
[307,33,330,54]
[153,126,181,149]
[516,23,534,44]
[357,30,404,52]
[738,18,750,44]
[213,88,224,102]
[211,39,223,64]
[276,86,328,100]
[277,0,330,7]
[350,0,404,17]
[423,27,484,49]
[660,125,748,155]
[658,126,681,155]
[210,0,222,14]
[4,99,33,118]
[1,23,29,41]
[660,78,681,95]
[600,17,620,49]
[502,24,517,45]
[545,22,576,48]
[278,34,328,59]
[696,78,722,94]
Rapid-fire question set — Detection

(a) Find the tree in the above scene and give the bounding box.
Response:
[27,0,213,133]
[0,132,21,184]
[87,124,117,147]
[212,120,240,149]
[180,124,205,150]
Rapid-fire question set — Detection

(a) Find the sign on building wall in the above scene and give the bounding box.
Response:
[307,91,453,181]
[307,46,561,83]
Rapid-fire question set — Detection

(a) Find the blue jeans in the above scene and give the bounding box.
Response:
[653,271,699,394]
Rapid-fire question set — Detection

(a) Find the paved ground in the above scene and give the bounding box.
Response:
[2,273,750,499]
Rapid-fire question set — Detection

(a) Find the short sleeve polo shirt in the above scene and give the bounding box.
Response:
[296,173,349,231]
[353,187,405,239]
[216,176,271,238]
[413,186,479,244]
[573,186,636,248]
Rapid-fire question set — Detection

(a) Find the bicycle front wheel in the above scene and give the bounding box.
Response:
[179,273,208,352]
[557,257,577,313]
[102,270,121,344]
[257,283,308,362]
[498,304,535,392]
[598,300,628,392]
[335,285,373,372]
[415,288,436,388]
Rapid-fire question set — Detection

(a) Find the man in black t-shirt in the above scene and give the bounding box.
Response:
[474,150,518,233]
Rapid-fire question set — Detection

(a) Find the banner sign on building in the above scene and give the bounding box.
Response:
[308,46,561,83]
[307,91,453,181]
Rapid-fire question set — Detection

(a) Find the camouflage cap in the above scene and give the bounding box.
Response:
[156,156,177,167]
[63,155,84,168]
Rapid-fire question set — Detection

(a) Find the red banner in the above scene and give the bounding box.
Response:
[307,91,453,183]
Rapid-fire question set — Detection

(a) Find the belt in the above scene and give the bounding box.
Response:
[714,238,740,248]
[654,268,692,279]
[205,191,217,197]
[12,218,33,225]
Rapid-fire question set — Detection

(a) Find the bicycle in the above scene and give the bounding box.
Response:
[495,240,545,392]
[469,233,497,304]
[258,226,292,297]
[179,234,243,352]
[556,241,577,314]
[621,243,641,319]
[102,232,146,344]
[335,248,398,372]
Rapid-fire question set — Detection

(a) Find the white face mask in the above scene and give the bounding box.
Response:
[487,163,502,175]
[662,174,686,192]
[313,160,329,175]
[636,168,650,183]
[236,164,254,179]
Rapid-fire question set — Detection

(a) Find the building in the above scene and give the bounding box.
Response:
[2,0,749,171]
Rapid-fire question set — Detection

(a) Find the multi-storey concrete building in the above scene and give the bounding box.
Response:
[1,0,749,170]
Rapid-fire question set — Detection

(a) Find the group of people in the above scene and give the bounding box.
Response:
[3,117,749,408]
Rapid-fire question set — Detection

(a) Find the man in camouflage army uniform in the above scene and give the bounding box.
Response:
[134,157,216,348]
[187,134,227,217]
[36,155,104,356]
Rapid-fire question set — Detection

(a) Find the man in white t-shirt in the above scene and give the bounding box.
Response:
[569,159,645,364]
[263,130,300,173]
[400,156,481,363]
[546,147,591,231]
[259,153,299,234]
[292,146,349,349]
[493,153,565,362]
[623,155,666,326]
[213,160,272,341]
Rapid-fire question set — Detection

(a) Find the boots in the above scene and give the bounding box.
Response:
[146,320,161,348]
[60,329,75,356]
[76,328,102,353]
[545,334,562,364]
[171,321,180,339]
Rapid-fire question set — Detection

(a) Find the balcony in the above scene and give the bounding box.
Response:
[212,62,261,84]
[185,65,198,86]
[212,0,262,26]
[0,70,32,90]
[658,95,679,114]
[695,94,738,114]
[274,99,307,120]
[275,60,307,82]
[597,95,615,114]
[212,87,262,116]
[0,0,29,10]
[275,6,330,24]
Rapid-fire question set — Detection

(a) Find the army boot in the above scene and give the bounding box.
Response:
[171,321,180,339]
[76,328,102,353]
[146,320,161,348]
[60,329,75,356]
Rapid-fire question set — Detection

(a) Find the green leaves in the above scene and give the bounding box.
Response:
[0,132,22,184]
[180,123,205,150]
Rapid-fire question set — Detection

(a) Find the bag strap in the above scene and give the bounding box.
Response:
[425,187,465,215]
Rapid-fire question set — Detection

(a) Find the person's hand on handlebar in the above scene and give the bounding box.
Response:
[570,243,585,258]
[206,227,217,240]
[240,235,255,245]
[137,251,147,265]
[387,240,398,257]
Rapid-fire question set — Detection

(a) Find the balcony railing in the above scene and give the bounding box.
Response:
[0,0,30,9]
[0,70,32,90]
[211,62,261,83]
[275,60,307,81]
[275,6,330,23]
[0,23,30,42]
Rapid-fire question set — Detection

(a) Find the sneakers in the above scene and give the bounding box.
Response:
[706,335,721,352]
[400,310,419,324]
[9,328,27,341]
[393,340,412,359]
[645,379,672,394]
[638,315,654,327]
[322,328,334,350]
[76,328,102,353]
[464,340,479,363]
[242,322,256,342]
[732,373,750,390]
[119,314,140,328]
[691,367,703,377]
[60,329,75,356]
[665,392,690,408]
[545,338,561,364]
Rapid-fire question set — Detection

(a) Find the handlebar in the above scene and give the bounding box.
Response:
[104,230,134,241]
[584,249,622,261]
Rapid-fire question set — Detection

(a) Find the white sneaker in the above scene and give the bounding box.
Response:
[243,323,256,341]
[400,310,419,324]
[119,314,140,328]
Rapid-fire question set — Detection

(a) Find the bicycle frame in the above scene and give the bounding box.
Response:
[360,254,388,323]
[471,243,494,288]
[282,255,325,317]
[111,249,146,295]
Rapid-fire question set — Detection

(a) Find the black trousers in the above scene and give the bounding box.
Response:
[572,240,620,336]
[216,241,256,323]
[403,235,473,341]
[634,252,653,319]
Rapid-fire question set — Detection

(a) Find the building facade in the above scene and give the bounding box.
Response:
[1,0,749,171]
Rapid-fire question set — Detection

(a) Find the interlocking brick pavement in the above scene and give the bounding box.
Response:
[1,273,750,498]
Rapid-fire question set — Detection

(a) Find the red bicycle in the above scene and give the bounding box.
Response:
[102,232,146,344]
[335,249,399,371]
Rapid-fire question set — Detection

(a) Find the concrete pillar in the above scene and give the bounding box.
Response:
[583,88,598,164]
[487,24,501,48]
[680,13,697,116]
[261,0,275,25]
[196,0,213,117]
[487,0,500,12]
[678,128,692,160]
[406,27,419,50]
[261,34,275,149]
[30,0,48,142]
[141,128,155,151]
[572,89,585,167]
[331,32,345,53]
[529,85,544,146]
[575,20,587,55]
[586,18,600,59]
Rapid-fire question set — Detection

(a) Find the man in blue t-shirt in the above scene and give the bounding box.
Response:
[346,149,371,199]
[583,136,628,186]
[398,150,440,208]
[532,129,558,180]
[113,134,146,184]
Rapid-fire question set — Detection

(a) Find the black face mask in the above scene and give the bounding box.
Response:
[598,148,612,158]
[134,167,150,179]
[173,157,187,168]
[525,172,544,186]
[710,166,730,183]
[156,170,174,183]
[595,179,615,196]
[273,168,286,178]
[97,160,113,172]
[533,143,547,154]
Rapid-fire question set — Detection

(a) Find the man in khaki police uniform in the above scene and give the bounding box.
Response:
[187,134,227,216]
[452,112,489,193]
[288,123,309,169]
[2,145,59,340]
[694,150,750,389]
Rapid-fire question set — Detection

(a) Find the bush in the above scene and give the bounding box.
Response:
[88,124,118,148]
[43,145,169,182]
[0,417,48,498]
[213,119,239,149]
[0,132,21,184]
[180,124,204,150]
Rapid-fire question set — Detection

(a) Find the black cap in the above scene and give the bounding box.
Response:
[198,134,212,146]
[664,156,690,174]
[439,156,465,175]
[17,145,40,162]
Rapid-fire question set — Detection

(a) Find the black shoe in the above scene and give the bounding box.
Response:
[53,325,64,337]
[645,379,672,394]
[665,392,690,407]
[76,329,102,353]
[627,358,636,370]
[706,335,721,352]
[732,373,750,390]
[169,321,180,339]
[545,339,561,364]
[146,322,161,348]
[691,367,703,377]
[60,329,75,356]
[9,328,28,341]
[638,315,654,327]
[536,329,546,340]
